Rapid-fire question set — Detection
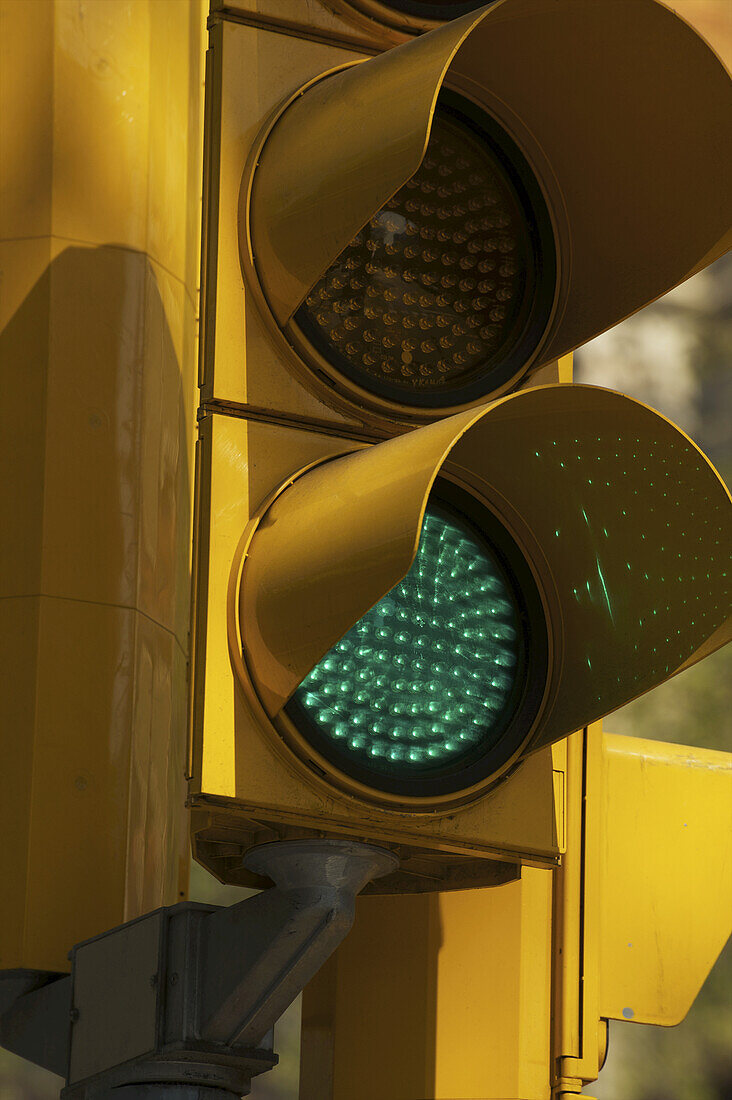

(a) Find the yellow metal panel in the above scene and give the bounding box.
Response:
[190,413,563,867]
[40,246,153,606]
[146,0,205,291]
[202,19,359,421]
[1,0,205,285]
[0,236,53,327]
[434,871,553,1100]
[553,733,585,1064]
[123,616,189,923]
[2,245,192,647]
[553,726,604,1090]
[138,257,197,648]
[598,733,732,1026]
[21,599,136,971]
[17,599,187,971]
[0,597,189,972]
[300,869,553,1100]
[194,413,351,797]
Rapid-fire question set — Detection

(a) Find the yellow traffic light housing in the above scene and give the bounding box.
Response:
[241,0,732,427]
[230,384,730,809]
[191,0,732,892]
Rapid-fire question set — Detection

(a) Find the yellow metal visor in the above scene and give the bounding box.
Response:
[236,383,731,753]
[244,0,732,368]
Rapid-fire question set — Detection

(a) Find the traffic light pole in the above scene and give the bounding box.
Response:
[0,840,397,1098]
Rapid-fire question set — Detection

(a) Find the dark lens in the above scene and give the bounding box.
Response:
[295,101,554,409]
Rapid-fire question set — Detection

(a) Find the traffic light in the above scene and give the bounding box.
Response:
[190,0,732,890]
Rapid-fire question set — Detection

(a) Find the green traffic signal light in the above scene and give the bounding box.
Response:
[285,494,548,796]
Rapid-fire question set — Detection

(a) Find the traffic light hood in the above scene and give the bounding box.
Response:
[244,0,732,389]
[235,384,731,780]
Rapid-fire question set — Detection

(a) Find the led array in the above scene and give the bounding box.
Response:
[297,110,532,401]
[291,505,523,778]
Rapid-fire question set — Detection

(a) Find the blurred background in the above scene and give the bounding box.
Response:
[1,1,729,1097]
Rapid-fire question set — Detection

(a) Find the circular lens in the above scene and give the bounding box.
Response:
[284,498,543,797]
[293,98,555,411]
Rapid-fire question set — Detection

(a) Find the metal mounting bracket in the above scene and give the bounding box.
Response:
[0,839,397,1099]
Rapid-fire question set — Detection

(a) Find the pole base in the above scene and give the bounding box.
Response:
[60,1056,268,1099]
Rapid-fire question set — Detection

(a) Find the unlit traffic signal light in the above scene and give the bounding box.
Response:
[241,1,732,426]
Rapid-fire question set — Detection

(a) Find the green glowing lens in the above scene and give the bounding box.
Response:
[286,503,525,787]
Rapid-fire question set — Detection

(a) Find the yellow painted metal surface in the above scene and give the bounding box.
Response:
[300,868,554,1100]
[553,726,604,1093]
[191,414,351,798]
[201,18,360,423]
[597,733,732,1026]
[0,0,206,972]
[552,724,732,1098]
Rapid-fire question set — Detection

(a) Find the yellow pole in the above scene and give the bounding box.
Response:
[0,0,206,973]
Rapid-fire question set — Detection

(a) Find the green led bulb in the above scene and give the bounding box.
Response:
[287,502,525,787]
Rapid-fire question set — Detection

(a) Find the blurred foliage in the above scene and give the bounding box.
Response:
[0,1051,62,1100]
